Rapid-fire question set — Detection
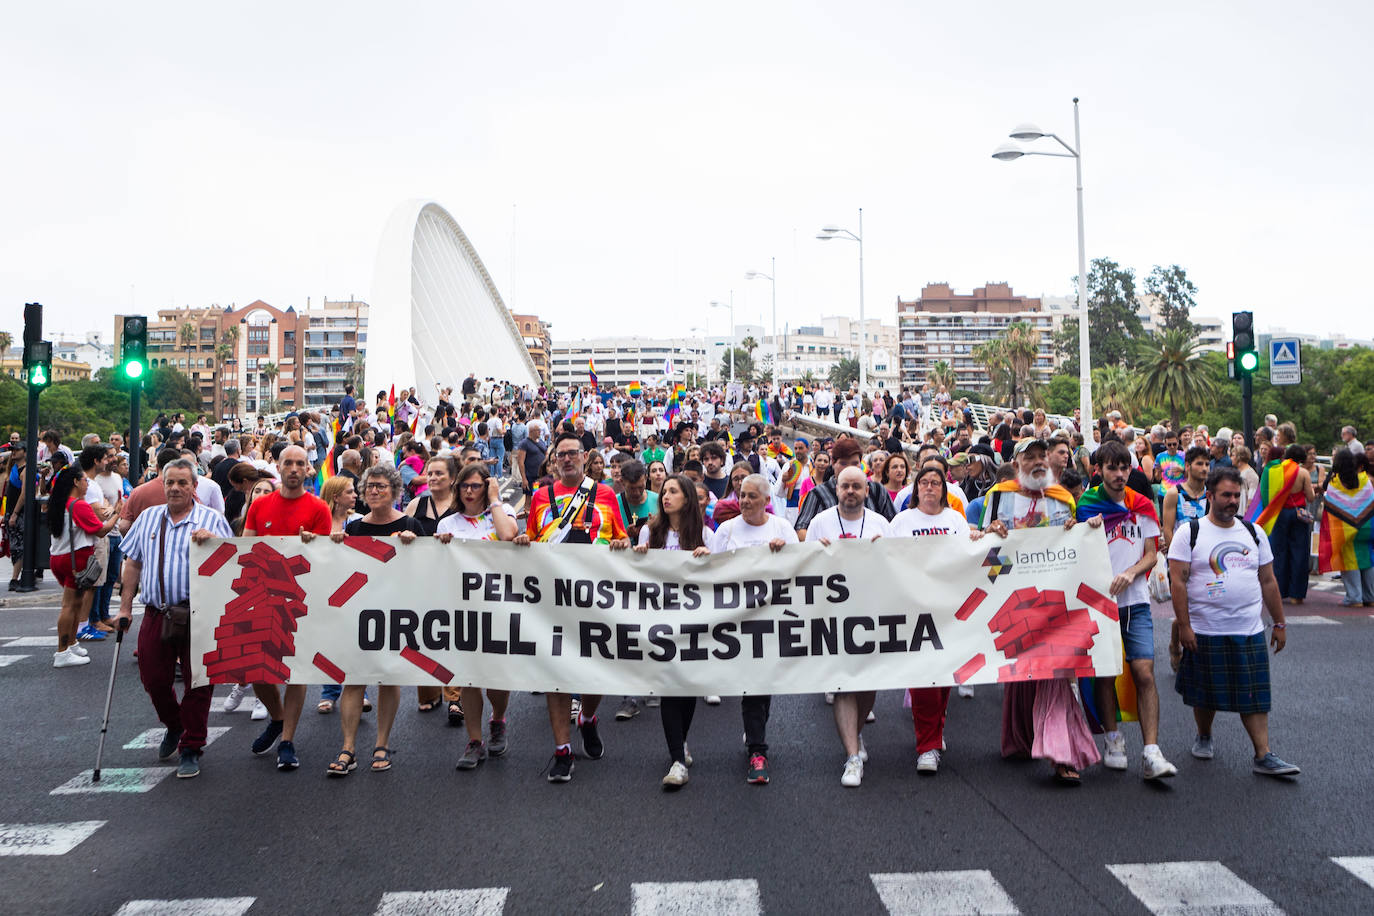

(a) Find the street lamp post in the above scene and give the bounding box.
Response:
[745,257,777,393]
[690,326,709,390]
[710,294,735,386]
[992,97,1092,434]
[817,209,866,396]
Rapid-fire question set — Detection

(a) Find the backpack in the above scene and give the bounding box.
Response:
[1188,518,1259,549]
[504,427,514,450]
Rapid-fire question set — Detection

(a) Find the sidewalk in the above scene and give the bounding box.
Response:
[0,577,66,609]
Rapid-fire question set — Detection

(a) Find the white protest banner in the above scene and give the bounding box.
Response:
[190,526,1122,694]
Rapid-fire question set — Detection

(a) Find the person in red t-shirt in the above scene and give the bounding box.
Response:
[242,446,332,771]
[515,433,629,783]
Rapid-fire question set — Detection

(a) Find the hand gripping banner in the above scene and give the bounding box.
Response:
[190,526,1122,694]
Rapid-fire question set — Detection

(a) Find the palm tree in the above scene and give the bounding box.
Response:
[260,361,279,407]
[740,336,759,358]
[974,322,1040,407]
[926,360,956,392]
[179,322,197,351]
[1092,365,1137,421]
[1131,328,1220,430]
[0,331,12,358]
[223,387,241,418]
[344,352,366,389]
[828,356,860,390]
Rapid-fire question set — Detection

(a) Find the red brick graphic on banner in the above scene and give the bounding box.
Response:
[201,542,311,684]
[989,586,1101,683]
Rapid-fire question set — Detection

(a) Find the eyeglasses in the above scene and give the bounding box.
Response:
[459,482,484,490]
[554,451,582,459]
[363,483,392,492]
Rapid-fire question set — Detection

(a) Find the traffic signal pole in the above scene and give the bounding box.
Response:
[127,380,142,484]
[1242,373,1254,452]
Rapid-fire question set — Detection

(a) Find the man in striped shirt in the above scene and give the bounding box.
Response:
[118,458,234,779]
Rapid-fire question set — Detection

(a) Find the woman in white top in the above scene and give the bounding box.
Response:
[436,463,517,770]
[634,474,711,789]
[48,466,119,667]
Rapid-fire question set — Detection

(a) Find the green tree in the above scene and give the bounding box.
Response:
[143,365,202,413]
[179,322,197,350]
[1144,265,1198,334]
[0,331,12,357]
[1063,257,1144,373]
[344,352,366,389]
[223,387,241,418]
[1044,373,1080,416]
[740,336,759,358]
[976,321,1041,408]
[720,348,754,383]
[1131,328,1219,430]
[926,360,957,392]
[1092,365,1137,421]
[828,356,860,390]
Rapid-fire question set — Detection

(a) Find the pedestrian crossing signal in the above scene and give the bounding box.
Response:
[121,316,147,381]
[25,341,52,391]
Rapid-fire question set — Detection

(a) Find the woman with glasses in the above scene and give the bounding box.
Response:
[437,464,517,769]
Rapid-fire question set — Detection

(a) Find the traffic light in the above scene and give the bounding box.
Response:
[120,315,147,380]
[1231,311,1258,376]
[25,341,52,391]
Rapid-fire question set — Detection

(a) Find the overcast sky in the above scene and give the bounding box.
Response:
[3,2,1369,349]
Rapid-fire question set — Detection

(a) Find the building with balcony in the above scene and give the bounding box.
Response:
[896,283,1055,394]
[511,312,553,383]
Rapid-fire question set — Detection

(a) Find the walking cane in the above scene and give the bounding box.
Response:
[93,617,132,783]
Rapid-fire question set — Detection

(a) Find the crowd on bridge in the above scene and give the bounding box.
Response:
[4,370,1371,785]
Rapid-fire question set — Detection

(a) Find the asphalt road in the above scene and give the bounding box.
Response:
[1,577,1371,915]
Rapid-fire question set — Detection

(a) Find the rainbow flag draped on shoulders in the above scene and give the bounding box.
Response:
[1318,471,1374,573]
[1076,485,1159,534]
[1244,458,1299,534]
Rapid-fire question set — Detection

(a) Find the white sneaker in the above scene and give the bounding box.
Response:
[684,742,693,767]
[1142,748,1178,779]
[67,643,89,658]
[1103,732,1128,771]
[662,761,689,787]
[569,698,581,722]
[865,709,877,723]
[53,648,91,668]
[841,755,864,787]
[957,685,975,698]
[917,749,941,774]
[824,692,835,705]
[858,736,869,763]
[249,699,268,721]
[223,684,247,713]
[703,695,721,706]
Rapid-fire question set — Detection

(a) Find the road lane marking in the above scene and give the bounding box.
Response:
[124,727,231,750]
[870,870,1019,914]
[1280,617,1338,625]
[0,655,30,667]
[373,888,509,915]
[113,898,256,915]
[2,636,58,647]
[632,879,761,915]
[1332,857,1374,888]
[50,767,175,795]
[1107,861,1282,914]
[0,821,105,856]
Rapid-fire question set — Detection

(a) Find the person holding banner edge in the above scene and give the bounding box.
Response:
[515,432,631,783]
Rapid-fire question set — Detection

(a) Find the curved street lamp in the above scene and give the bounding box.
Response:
[745,258,777,392]
[816,209,866,395]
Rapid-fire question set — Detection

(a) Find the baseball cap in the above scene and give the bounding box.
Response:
[1012,437,1048,458]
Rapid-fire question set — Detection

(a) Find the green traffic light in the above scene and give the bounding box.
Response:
[124,360,145,380]
[1239,351,1259,372]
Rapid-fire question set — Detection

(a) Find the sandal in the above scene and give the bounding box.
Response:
[1053,764,1082,787]
[317,700,334,714]
[417,699,441,713]
[447,700,465,727]
[371,746,394,772]
[362,696,372,712]
[326,750,356,777]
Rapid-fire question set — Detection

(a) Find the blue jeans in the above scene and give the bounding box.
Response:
[1341,568,1374,604]
[489,439,506,474]
[90,535,121,625]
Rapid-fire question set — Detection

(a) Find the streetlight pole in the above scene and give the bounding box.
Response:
[710,295,735,387]
[817,210,866,396]
[745,256,777,392]
[992,98,1092,434]
[690,326,708,390]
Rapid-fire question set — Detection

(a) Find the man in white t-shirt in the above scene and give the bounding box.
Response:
[709,473,796,787]
[1075,440,1176,780]
[1168,466,1298,777]
[804,467,889,788]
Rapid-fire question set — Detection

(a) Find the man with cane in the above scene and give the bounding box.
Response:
[116,458,233,778]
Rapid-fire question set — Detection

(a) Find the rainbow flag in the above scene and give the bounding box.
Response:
[753,399,772,424]
[623,404,636,431]
[768,440,794,461]
[1318,472,1374,573]
[664,383,683,426]
[387,384,396,420]
[627,380,642,398]
[588,359,598,390]
[1244,458,1299,535]
[1075,485,1159,535]
[314,450,335,492]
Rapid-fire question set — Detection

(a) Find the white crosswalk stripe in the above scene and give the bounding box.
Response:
[0,821,105,856]
[871,870,1019,915]
[373,888,509,915]
[113,898,256,916]
[124,726,232,751]
[50,767,175,795]
[1280,616,1338,625]
[631,879,761,915]
[1332,856,1374,889]
[1107,861,1283,914]
[0,654,31,666]
[1,636,58,647]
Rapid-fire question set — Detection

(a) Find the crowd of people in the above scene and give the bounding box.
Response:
[4,372,1367,786]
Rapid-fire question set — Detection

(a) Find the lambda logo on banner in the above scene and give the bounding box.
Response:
[982,547,1013,583]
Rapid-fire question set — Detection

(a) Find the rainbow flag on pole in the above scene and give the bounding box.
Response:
[627,380,642,398]
[588,359,598,390]
[1244,458,1299,535]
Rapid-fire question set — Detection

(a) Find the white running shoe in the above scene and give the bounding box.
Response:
[1142,748,1179,779]
[569,697,581,723]
[1103,732,1128,771]
[53,648,91,668]
[824,692,835,705]
[858,736,869,763]
[249,699,268,721]
[703,695,721,706]
[222,684,247,713]
[957,685,975,698]
[662,761,689,787]
[67,643,89,658]
[684,742,693,767]
[841,755,864,787]
[865,709,877,723]
[917,749,941,774]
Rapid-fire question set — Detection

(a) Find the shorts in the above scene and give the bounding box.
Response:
[51,546,94,591]
[1174,632,1271,714]
[1118,602,1155,661]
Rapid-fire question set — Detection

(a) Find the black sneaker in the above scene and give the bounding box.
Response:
[488,719,509,757]
[251,720,284,755]
[276,740,300,771]
[547,748,575,783]
[747,754,770,785]
[176,750,201,779]
[158,727,184,761]
[579,715,604,760]
[455,739,487,770]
